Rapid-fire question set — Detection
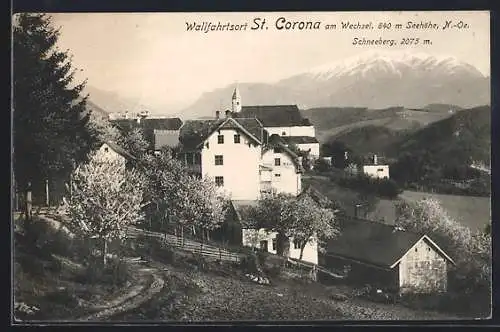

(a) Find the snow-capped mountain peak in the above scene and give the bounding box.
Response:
[304,51,484,81]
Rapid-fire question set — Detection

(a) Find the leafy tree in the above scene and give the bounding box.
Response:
[142,151,228,242]
[87,111,122,144]
[320,140,350,169]
[117,127,149,159]
[13,13,97,218]
[249,193,296,257]
[189,177,229,241]
[313,158,331,173]
[287,142,313,171]
[67,155,147,265]
[284,196,339,260]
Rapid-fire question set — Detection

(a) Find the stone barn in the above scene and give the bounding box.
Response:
[323,218,455,293]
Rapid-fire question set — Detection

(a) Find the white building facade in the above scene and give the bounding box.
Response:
[242,228,318,265]
[200,120,262,201]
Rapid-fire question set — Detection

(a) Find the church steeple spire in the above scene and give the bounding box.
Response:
[231,84,242,113]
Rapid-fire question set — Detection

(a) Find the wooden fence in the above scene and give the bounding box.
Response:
[287,256,348,280]
[126,227,241,263]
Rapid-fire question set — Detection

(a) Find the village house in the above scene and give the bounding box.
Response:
[362,154,390,179]
[92,141,137,169]
[212,200,319,265]
[177,88,327,263]
[322,217,455,293]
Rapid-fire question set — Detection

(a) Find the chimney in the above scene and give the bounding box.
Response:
[373,154,378,165]
[225,110,231,118]
[215,110,220,120]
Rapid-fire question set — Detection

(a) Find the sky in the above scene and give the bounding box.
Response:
[48,11,490,114]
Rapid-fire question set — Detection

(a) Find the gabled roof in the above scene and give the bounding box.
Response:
[263,135,304,173]
[178,117,264,151]
[234,105,311,127]
[101,141,136,161]
[326,217,454,269]
[280,136,319,144]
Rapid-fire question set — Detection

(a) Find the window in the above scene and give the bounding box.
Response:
[260,240,268,251]
[415,248,418,252]
[215,176,224,187]
[215,155,224,166]
[274,158,281,166]
[282,131,287,136]
[377,168,384,172]
[272,238,277,251]
[104,147,109,152]
[293,239,301,249]
[234,134,241,143]
[217,135,224,144]
[274,173,281,177]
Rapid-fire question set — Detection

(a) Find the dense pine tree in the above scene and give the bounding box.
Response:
[13,13,98,215]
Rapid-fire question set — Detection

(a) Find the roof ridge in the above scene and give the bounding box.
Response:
[341,216,423,236]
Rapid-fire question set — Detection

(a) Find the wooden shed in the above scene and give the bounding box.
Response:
[323,218,455,293]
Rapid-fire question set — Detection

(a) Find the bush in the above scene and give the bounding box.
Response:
[76,257,130,287]
[333,173,402,199]
[256,250,268,267]
[106,258,130,287]
[239,251,260,274]
[263,265,283,279]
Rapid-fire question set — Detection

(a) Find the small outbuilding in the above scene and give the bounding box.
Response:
[323,218,455,293]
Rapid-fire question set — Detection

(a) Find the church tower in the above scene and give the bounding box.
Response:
[231,85,242,113]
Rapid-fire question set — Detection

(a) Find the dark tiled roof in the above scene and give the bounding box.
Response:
[141,118,183,130]
[102,141,136,160]
[179,119,225,150]
[178,118,264,151]
[280,136,319,144]
[326,218,424,269]
[263,135,304,173]
[219,118,265,142]
[110,118,183,131]
[235,105,312,127]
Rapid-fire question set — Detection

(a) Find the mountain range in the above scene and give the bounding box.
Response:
[179,51,490,120]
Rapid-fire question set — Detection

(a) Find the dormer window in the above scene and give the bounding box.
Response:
[217,135,224,144]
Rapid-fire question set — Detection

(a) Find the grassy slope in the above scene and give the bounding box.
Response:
[13,216,140,321]
[111,251,458,321]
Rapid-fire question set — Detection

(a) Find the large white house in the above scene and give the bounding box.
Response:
[178,88,323,264]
